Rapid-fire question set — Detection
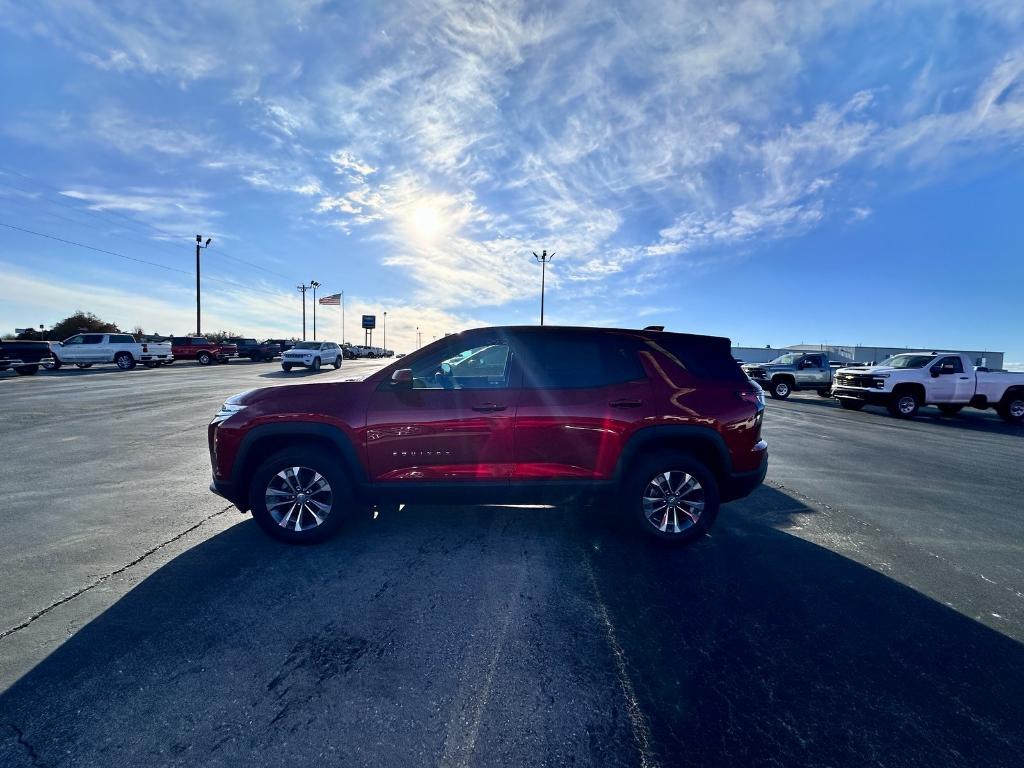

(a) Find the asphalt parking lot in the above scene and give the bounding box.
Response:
[1,364,1022,767]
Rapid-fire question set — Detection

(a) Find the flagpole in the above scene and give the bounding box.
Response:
[341,291,345,344]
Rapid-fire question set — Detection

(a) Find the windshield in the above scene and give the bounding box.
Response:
[291,342,321,350]
[767,353,801,365]
[877,354,934,369]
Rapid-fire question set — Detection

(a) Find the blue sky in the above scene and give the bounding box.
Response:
[1,1,1022,362]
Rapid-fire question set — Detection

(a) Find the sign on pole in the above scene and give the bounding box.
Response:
[361,314,376,329]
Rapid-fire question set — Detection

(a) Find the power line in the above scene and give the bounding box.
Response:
[0,221,294,300]
[0,165,294,280]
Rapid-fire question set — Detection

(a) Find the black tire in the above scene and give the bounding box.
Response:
[333,356,342,370]
[143,361,159,369]
[888,390,920,419]
[770,378,792,400]
[249,448,351,544]
[938,404,964,416]
[282,363,293,372]
[311,357,322,372]
[15,365,39,376]
[45,358,62,371]
[264,355,274,363]
[625,451,720,545]
[114,352,136,370]
[817,388,833,398]
[75,363,93,369]
[997,394,1024,424]
[197,351,212,366]
[838,398,865,411]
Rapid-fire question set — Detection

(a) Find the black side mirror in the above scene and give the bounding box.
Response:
[390,368,413,388]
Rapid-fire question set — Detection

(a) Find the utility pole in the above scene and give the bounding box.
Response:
[195,235,212,334]
[532,249,555,325]
[297,282,311,340]
[310,280,321,340]
[383,311,387,353]
[416,326,422,349]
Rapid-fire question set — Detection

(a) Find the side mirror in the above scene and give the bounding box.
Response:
[391,368,413,387]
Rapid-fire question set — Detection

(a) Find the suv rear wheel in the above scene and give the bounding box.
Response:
[627,451,719,545]
[249,448,350,543]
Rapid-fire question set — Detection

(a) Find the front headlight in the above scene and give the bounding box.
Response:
[212,403,246,424]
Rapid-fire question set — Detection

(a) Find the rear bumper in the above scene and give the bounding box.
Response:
[721,442,768,502]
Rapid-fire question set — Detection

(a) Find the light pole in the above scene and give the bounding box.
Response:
[416,326,421,349]
[533,249,555,325]
[195,235,212,334]
[297,282,312,340]
[383,311,387,353]
[310,280,321,340]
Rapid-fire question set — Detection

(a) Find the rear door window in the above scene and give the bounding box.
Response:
[82,334,104,344]
[516,332,645,389]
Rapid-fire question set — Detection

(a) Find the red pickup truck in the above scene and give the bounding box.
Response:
[170,336,237,365]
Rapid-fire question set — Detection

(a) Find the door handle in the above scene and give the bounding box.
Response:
[609,399,643,408]
[472,403,507,412]
[959,377,969,380]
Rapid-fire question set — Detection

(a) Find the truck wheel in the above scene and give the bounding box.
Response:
[888,391,920,418]
[770,378,792,400]
[197,352,212,365]
[311,357,321,372]
[817,389,832,398]
[15,365,39,376]
[334,356,342,369]
[45,358,62,371]
[143,361,159,368]
[938,404,963,417]
[838,398,865,410]
[626,451,719,545]
[75,363,93,369]
[115,352,136,370]
[249,448,351,544]
[997,396,1024,424]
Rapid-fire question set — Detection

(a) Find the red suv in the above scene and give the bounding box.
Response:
[171,336,238,365]
[208,326,767,544]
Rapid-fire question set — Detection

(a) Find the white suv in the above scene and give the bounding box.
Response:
[281,341,343,372]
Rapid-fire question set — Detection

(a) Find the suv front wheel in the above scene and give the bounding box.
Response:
[628,452,720,545]
[249,448,350,543]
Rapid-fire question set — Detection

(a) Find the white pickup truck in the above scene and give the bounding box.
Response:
[832,352,1024,422]
[47,333,174,371]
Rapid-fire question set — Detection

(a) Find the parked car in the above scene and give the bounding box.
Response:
[267,339,297,353]
[48,333,173,370]
[170,337,237,365]
[280,341,344,372]
[742,352,834,399]
[208,325,767,545]
[225,338,281,362]
[0,339,54,375]
[832,352,1024,421]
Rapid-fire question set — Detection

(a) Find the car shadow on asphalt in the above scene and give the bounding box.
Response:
[1,487,1021,767]
[777,394,1024,435]
[258,368,342,379]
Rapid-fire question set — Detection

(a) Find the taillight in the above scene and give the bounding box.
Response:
[737,388,765,410]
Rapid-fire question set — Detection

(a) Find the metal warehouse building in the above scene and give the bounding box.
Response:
[731,344,1005,371]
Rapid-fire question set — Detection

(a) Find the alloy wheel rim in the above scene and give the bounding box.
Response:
[265,466,333,532]
[776,383,789,396]
[117,356,130,369]
[1010,400,1024,419]
[642,470,705,534]
[898,396,916,414]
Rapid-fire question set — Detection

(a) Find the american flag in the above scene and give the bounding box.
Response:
[318,293,341,305]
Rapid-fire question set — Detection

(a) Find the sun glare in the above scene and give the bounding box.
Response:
[410,203,445,239]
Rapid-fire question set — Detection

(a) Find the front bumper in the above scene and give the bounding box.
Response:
[833,386,891,405]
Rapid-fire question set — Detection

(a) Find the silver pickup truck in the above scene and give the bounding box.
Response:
[742,352,834,400]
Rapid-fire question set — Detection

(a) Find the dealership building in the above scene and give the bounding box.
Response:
[731,344,1005,371]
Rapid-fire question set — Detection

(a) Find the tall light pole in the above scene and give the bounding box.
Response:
[310,280,321,340]
[195,235,212,334]
[416,326,421,349]
[533,249,555,325]
[383,311,387,353]
[297,282,311,340]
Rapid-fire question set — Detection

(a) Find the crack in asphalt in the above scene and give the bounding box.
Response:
[0,506,235,642]
[4,723,46,767]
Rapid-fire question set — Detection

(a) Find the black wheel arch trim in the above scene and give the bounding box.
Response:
[228,422,366,509]
[614,425,735,482]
